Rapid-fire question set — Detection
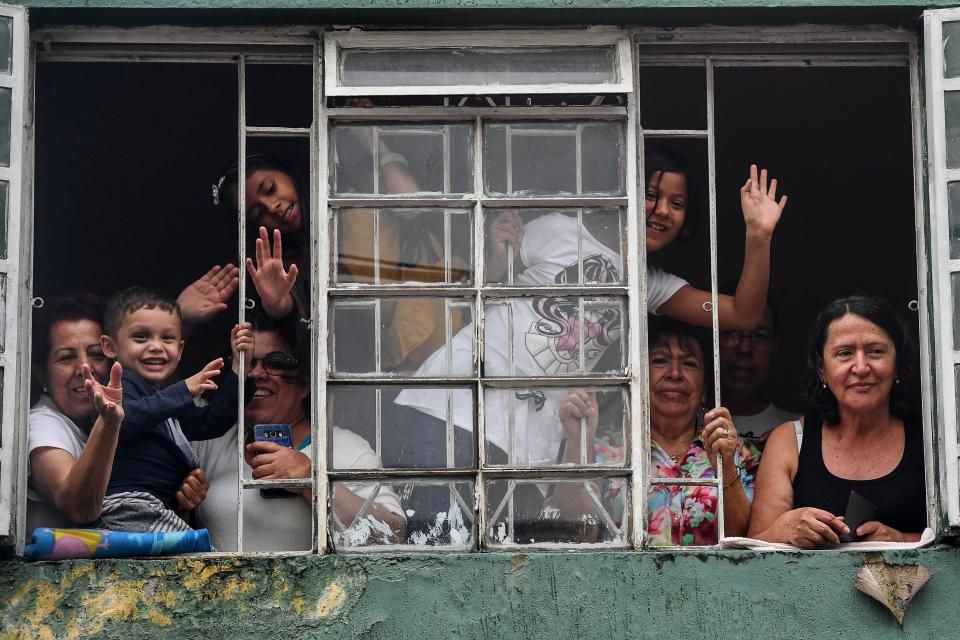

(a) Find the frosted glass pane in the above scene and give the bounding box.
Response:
[483,296,625,377]
[0,87,10,168]
[335,208,473,285]
[331,479,475,550]
[483,386,627,468]
[0,17,11,75]
[330,297,474,376]
[0,181,8,260]
[946,92,960,169]
[482,208,623,286]
[340,47,617,88]
[485,477,628,546]
[946,22,960,79]
[953,273,960,348]
[329,385,475,470]
[484,122,624,196]
[332,123,473,196]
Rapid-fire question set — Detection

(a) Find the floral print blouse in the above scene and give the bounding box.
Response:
[647,436,759,547]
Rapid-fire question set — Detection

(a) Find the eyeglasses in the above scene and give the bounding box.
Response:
[719,331,774,350]
[250,351,301,376]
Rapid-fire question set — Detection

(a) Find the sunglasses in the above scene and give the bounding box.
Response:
[250,351,301,377]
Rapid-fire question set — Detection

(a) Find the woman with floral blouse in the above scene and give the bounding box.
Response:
[645,316,758,546]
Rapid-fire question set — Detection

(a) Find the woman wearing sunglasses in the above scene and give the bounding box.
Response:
[192,316,406,551]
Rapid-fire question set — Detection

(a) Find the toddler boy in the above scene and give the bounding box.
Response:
[89,286,253,532]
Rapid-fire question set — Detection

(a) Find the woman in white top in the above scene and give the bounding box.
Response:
[194,321,406,551]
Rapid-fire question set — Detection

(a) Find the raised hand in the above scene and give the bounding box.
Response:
[486,209,525,283]
[739,164,788,239]
[177,264,240,324]
[231,322,254,374]
[83,360,124,428]
[186,358,223,397]
[246,226,298,319]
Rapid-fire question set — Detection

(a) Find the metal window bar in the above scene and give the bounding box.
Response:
[236,56,248,553]
[634,55,726,550]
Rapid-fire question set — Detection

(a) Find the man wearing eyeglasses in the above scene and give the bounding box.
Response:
[718,301,798,443]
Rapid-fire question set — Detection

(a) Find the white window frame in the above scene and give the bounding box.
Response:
[0,2,30,541]
[923,8,960,531]
[324,28,633,97]
[7,21,942,553]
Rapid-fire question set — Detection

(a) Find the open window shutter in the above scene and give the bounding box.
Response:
[0,2,29,540]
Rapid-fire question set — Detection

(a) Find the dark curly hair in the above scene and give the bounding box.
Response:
[805,295,919,424]
[32,293,106,370]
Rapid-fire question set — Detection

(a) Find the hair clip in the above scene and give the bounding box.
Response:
[211,174,227,208]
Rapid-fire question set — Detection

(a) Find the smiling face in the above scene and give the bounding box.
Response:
[43,319,111,424]
[244,169,302,235]
[644,170,688,253]
[648,334,706,427]
[245,330,308,427]
[719,306,777,401]
[820,313,897,417]
[102,307,183,388]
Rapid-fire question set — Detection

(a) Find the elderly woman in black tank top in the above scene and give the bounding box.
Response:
[747,295,925,547]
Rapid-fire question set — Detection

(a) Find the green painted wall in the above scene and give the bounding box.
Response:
[0,547,956,639]
[4,0,960,8]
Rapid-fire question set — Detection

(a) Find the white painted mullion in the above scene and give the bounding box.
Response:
[235,55,248,553]
[705,58,725,543]
[313,37,331,553]
[909,37,940,536]
[626,42,647,550]
[474,114,487,549]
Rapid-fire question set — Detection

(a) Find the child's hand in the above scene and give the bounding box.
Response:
[486,209,524,282]
[83,360,124,428]
[177,264,239,325]
[740,164,788,239]
[231,322,254,374]
[246,226,298,319]
[186,358,223,397]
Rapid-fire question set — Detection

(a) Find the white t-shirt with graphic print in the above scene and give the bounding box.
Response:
[394,213,687,465]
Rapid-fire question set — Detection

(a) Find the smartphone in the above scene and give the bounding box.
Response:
[839,490,878,543]
[254,424,296,499]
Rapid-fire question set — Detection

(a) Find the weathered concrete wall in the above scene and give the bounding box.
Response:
[6,0,960,8]
[0,547,955,639]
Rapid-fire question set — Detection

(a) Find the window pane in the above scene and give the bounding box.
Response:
[331,479,475,550]
[340,47,618,88]
[484,387,627,467]
[485,477,628,546]
[945,22,960,79]
[638,65,706,130]
[483,296,625,377]
[945,92,960,169]
[483,208,623,286]
[0,274,7,352]
[330,385,476,469]
[0,17,10,75]
[950,182,960,260]
[245,64,313,129]
[332,123,473,196]
[484,122,624,197]
[335,208,473,285]
[0,181,9,260]
[0,87,11,168]
[953,273,960,348]
[330,297,475,376]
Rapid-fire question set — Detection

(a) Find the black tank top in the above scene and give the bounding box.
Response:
[792,412,926,533]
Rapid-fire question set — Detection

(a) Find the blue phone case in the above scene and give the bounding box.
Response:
[253,424,295,499]
[253,423,293,448]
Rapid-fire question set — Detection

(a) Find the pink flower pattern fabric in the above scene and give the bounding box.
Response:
[647,436,758,546]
